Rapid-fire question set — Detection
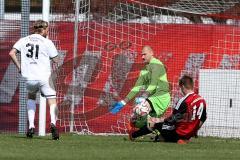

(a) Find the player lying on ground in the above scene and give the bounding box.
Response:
[129,75,207,143]
[110,45,171,131]
[9,20,60,140]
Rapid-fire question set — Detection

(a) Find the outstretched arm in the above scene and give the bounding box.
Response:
[124,70,145,103]
[110,70,144,114]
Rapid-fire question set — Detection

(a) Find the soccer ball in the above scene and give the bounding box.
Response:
[133,104,150,117]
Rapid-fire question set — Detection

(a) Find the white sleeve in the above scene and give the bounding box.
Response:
[13,38,23,52]
[47,40,58,58]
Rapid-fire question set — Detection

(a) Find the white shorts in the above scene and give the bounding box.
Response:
[26,80,56,99]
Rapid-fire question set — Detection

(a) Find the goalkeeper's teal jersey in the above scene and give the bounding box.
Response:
[126,57,170,116]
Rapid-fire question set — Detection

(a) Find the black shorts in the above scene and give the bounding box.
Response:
[154,122,179,142]
[161,129,179,142]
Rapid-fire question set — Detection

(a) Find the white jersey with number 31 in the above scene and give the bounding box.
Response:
[13,34,58,81]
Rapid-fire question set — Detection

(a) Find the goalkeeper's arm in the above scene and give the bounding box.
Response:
[110,70,144,114]
[124,70,145,103]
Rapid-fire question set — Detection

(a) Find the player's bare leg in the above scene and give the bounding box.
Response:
[47,98,59,140]
[26,93,36,138]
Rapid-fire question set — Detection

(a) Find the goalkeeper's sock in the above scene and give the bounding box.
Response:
[27,99,36,129]
[50,104,58,125]
[132,125,152,138]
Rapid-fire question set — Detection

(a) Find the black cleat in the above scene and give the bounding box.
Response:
[152,129,161,142]
[26,128,35,138]
[154,135,160,142]
[50,123,59,140]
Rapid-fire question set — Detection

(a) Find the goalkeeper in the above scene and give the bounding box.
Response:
[110,45,171,131]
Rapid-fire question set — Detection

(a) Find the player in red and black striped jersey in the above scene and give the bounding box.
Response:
[130,75,207,143]
[154,75,207,143]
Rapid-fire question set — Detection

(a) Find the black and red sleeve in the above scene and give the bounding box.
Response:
[164,101,187,125]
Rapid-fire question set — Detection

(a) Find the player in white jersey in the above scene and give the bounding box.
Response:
[9,20,59,140]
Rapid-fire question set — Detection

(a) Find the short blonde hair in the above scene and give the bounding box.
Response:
[33,20,48,33]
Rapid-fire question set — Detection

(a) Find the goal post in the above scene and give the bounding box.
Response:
[38,0,50,137]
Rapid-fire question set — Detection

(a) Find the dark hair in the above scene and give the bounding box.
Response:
[33,20,48,33]
[179,75,194,89]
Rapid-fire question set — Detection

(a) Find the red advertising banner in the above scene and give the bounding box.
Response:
[1,23,239,133]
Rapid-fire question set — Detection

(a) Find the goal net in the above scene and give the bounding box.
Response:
[1,0,240,138]
[52,0,240,137]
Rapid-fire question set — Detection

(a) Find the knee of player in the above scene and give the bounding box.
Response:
[47,98,57,106]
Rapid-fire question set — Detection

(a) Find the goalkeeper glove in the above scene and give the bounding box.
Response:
[110,100,126,114]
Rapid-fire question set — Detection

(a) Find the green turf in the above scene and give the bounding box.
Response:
[0,134,240,160]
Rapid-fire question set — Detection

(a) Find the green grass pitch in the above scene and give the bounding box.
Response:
[0,134,240,160]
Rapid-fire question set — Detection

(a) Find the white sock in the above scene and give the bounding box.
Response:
[50,104,58,126]
[27,99,36,129]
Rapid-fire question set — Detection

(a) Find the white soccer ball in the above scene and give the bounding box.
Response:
[133,104,150,117]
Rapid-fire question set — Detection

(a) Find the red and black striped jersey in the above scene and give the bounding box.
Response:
[164,92,207,139]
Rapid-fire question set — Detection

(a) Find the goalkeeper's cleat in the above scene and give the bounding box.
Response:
[129,121,136,128]
[50,123,59,140]
[26,128,35,138]
[128,129,135,141]
[127,122,138,141]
